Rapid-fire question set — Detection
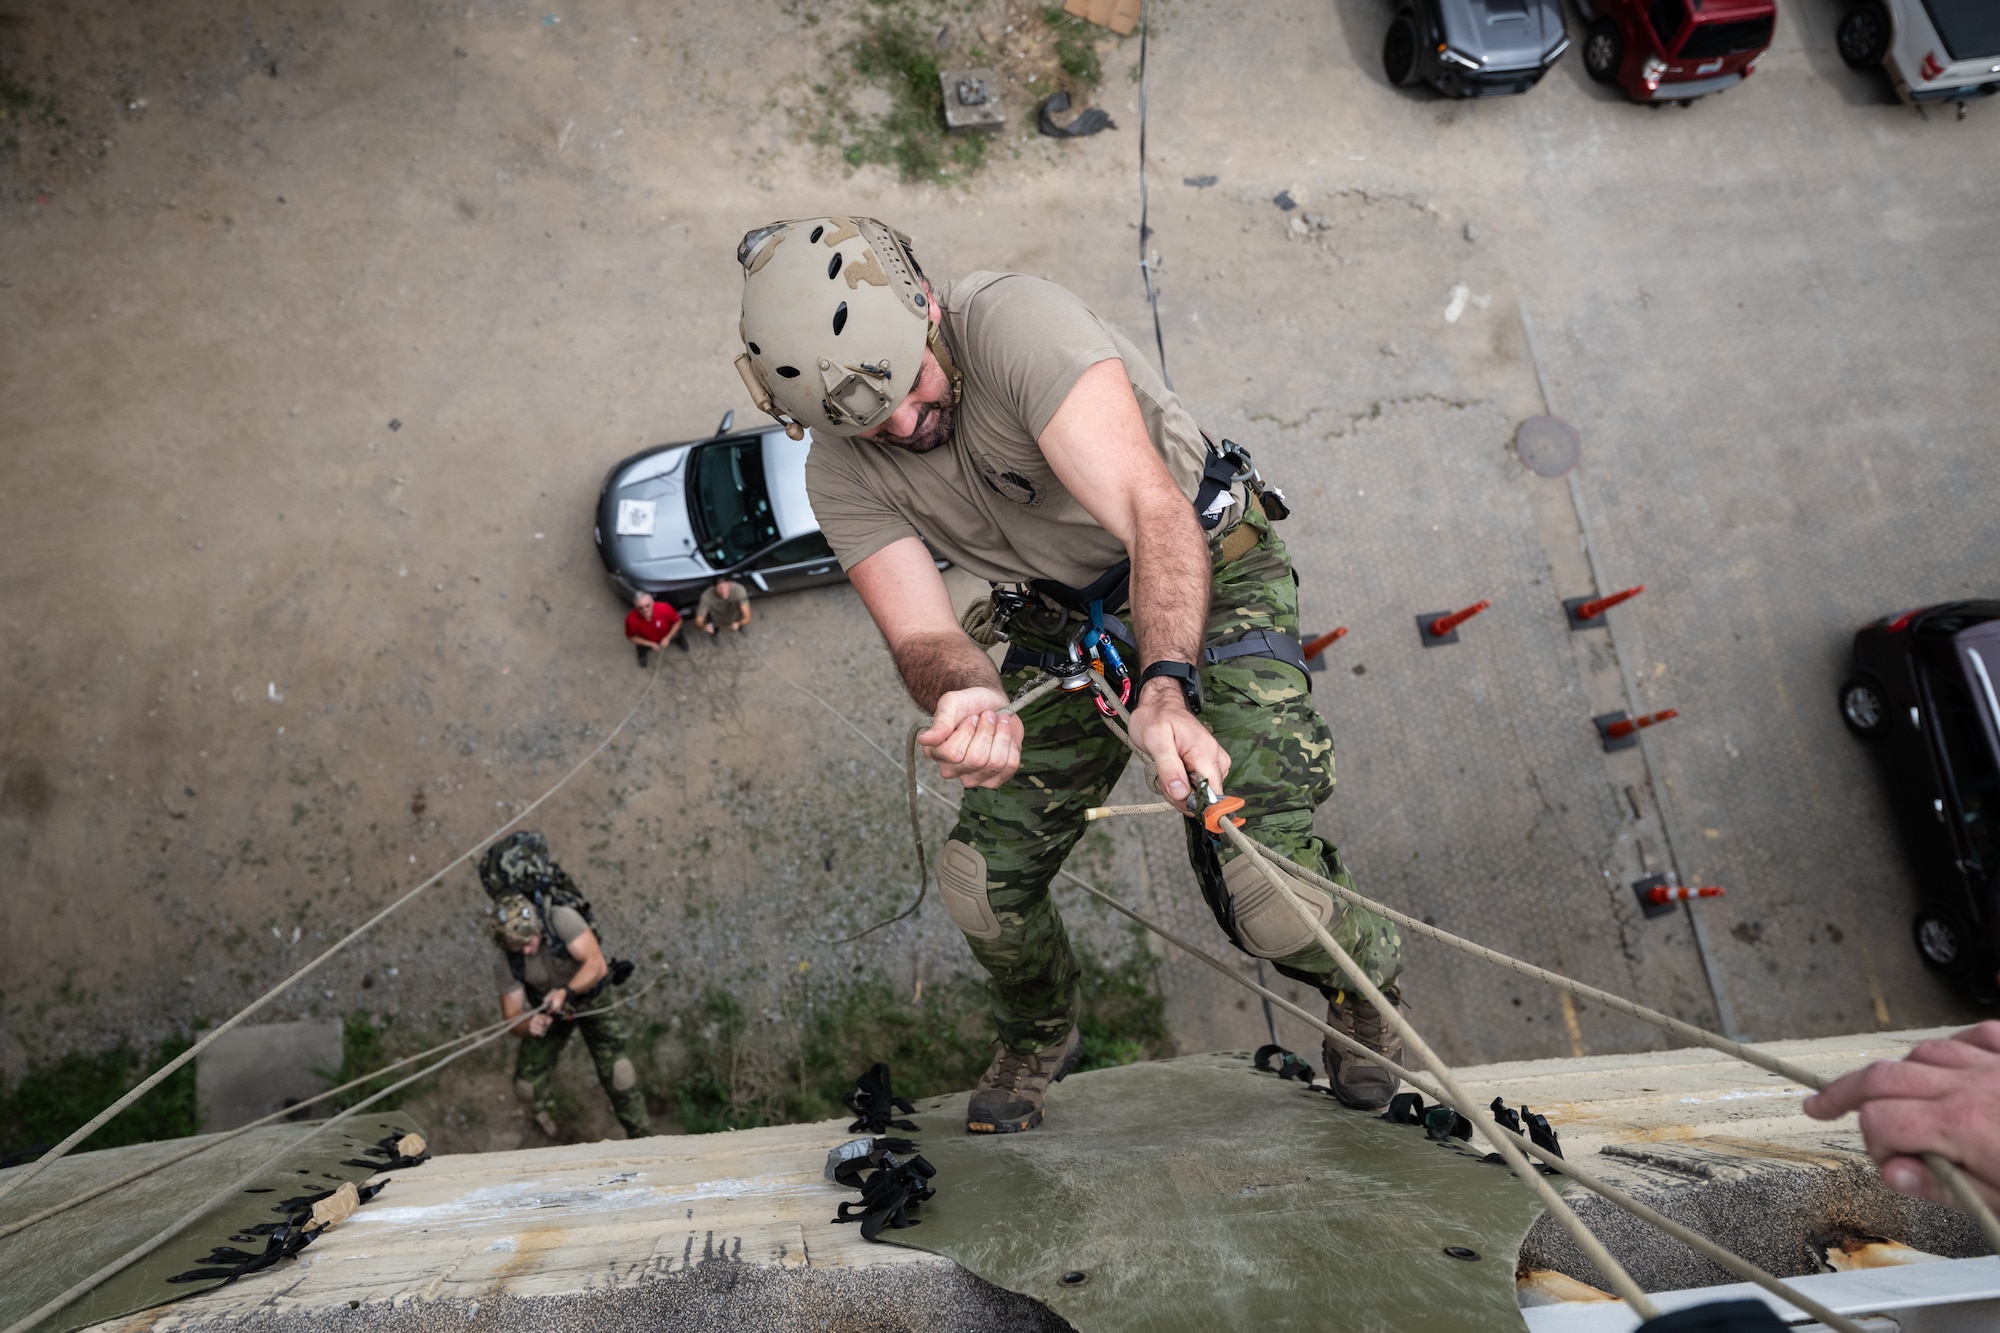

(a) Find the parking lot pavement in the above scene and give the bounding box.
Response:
[1098,0,1999,1062]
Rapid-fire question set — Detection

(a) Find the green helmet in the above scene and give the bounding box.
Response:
[490,893,541,950]
[734,216,954,440]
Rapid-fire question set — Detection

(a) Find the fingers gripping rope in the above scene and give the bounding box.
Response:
[1224,837,2000,1255]
[1084,670,2000,1259]
[820,674,1062,947]
[1060,871,1872,1333]
[0,668,664,1209]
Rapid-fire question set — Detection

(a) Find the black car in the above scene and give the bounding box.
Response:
[1383,0,1570,96]
[1841,600,2000,1001]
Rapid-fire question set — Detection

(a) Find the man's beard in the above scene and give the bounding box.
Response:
[870,397,955,454]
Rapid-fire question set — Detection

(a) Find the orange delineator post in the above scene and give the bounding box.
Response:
[1605,708,1678,740]
[1428,601,1491,639]
[1575,584,1645,622]
[1302,627,1347,659]
[1644,884,1725,906]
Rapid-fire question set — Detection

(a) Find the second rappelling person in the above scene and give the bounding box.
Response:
[731,215,1404,1131]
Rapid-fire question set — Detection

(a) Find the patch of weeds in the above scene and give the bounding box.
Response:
[848,19,985,184]
[0,1036,200,1161]
[1042,6,1102,88]
[326,1011,402,1111]
[658,932,1168,1133]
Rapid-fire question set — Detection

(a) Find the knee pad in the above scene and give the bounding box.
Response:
[1222,851,1336,959]
[513,1078,535,1103]
[937,841,1003,941]
[611,1057,638,1092]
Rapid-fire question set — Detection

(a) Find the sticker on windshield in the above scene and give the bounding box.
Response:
[616,499,657,537]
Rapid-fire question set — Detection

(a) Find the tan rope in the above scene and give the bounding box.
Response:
[1063,871,1868,1333]
[760,646,1991,1299]
[1227,837,2000,1253]
[0,977,662,1333]
[0,669,662,1208]
[0,972,665,1242]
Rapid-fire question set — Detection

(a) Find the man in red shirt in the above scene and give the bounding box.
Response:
[624,592,687,666]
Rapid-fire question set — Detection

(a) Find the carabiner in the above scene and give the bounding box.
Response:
[1067,623,1132,717]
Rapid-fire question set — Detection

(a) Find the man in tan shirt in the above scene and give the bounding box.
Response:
[693,577,752,635]
[731,216,1404,1132]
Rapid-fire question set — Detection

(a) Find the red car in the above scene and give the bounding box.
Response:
[1577,0,1776,103]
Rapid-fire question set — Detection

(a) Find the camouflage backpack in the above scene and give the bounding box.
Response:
[478,831,620,971]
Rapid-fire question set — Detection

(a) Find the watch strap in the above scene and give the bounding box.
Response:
[1138,660,1203,714]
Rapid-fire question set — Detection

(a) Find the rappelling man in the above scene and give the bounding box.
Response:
[731,216,1404,1131]
[482,832,650,1140]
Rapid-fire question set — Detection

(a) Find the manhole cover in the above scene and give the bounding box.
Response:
[1515,415,1580,478]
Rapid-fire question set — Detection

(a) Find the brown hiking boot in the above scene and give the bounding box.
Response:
[966,1027,1083,1133]
[1322,988,1404,1110]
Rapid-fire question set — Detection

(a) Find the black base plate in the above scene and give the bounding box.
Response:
[1632,873,1678,919]
[1416,612,1461,648]
[1594,711,1637,752]
[1564,595,1609,631]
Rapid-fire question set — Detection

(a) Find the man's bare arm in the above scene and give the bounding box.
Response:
[848,537,1023,787]
[1037,358,1228,804]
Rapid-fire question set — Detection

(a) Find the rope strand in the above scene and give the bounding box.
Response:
[0,670,661,1208]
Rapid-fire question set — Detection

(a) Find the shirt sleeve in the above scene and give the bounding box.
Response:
[958,276,1124,441]
[493,950,523,995]
[548,906,591,948]
[806,440,923,572]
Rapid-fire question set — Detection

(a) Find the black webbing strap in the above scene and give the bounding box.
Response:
[1203,627,1310,679]
[1192,443,1242,532]
[1029,560,1132,619]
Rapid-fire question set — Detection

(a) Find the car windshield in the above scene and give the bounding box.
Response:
[1677,14,1772,58]
[1927,666,2000,872]
[690,440,779,569]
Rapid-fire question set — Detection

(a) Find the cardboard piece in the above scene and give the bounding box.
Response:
[1064,0,1143,37]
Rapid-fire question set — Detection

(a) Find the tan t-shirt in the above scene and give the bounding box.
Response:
[697,582,750,626]
[491,905,591,997]
[804,273,1214,591]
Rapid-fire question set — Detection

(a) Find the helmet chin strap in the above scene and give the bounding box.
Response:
[925,321,963,407]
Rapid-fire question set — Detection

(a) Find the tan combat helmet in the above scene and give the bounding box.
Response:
[490,894,541,950]
[734,216,959,439]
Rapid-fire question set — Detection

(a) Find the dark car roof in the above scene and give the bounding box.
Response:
[1923,0,2000,62]
[1436,0,1563,69]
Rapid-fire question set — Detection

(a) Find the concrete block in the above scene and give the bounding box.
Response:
[196,1019,344,1131]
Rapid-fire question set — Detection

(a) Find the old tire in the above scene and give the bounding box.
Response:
[1384,14,1422,88]
[1584,18,1623,84]
[1838,3,1891,71]
[1840,675,1886,738]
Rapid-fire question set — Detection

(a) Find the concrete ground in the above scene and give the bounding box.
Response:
[1,0,1995,1117]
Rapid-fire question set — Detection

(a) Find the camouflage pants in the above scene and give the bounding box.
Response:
[943,503,1403,1053]
[514,1007,651,1138]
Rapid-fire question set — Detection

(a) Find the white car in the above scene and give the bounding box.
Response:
[1838,0,2000,112]
[593,413,842,610]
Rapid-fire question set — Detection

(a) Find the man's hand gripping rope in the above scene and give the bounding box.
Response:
[825,674,1067,946]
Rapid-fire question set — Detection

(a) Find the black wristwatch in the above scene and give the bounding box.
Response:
[1139,660,1203,714]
